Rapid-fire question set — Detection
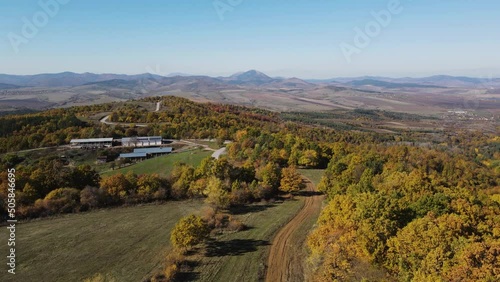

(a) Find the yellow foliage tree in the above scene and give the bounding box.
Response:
[170,215,209,249]
[204,176,230,209]
[280,166,304,193]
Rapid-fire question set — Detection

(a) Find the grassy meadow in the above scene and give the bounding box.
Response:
[101,149,212,177]
[188,199,304,282]
[0,201,203,282]
[298,169,325,186]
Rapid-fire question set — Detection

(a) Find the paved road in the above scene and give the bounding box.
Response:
[211,147,227,159]
[99,115,148,127]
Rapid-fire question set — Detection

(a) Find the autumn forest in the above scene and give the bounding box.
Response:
[0,96,499,281]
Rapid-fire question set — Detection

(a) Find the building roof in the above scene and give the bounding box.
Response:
[122,136,162,141]
[70,138,113,143]
[119,152,148,158]
[134,147,173,154]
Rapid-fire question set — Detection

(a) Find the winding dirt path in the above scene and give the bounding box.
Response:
[265,177,324,282]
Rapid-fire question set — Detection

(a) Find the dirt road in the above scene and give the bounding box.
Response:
[265,178,324,282]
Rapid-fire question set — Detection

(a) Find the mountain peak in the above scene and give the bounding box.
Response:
[231,70,269,78]
[228,70,274,85]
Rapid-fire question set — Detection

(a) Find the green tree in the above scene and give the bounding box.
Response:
[170,164,195,199]
[280,166,304,193]
[44,187,81,214]
[80,186,108,209]
[298,149,319,168]
[137,173,163,200]
[100,174,133,200]
[170,215,210,249]
[204,176,230,209]
[69,165,100,189]
[256,162,281,190]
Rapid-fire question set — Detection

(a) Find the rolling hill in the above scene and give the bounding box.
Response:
[0,71,499,116]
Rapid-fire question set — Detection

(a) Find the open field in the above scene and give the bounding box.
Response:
[101,149,212,177]
[186,199,304,282]
[298,169,325,186]
[187,172,326,282]
[0,200,203,282]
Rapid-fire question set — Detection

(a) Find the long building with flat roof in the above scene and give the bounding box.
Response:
[121,136,162,147]
[134,147,173,154]
[70,138,113,148]
[119,152,148,159]
[119,147,173,160]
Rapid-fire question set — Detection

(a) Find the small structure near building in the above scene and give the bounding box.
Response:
[121,136,163,147]
[96,156,109,164]
[70,138,113,148]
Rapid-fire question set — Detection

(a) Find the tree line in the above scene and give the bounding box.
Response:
[307,141,499,281]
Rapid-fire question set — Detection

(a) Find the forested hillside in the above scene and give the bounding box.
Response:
[308,140,500,281]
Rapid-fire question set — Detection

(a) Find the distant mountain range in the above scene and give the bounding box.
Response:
[0,83,21,90]
[315,75,500,88]
[1,70,499,116]
[1,70,498,89]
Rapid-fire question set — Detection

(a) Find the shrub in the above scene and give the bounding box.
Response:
[80,186,109,210]
[230,188,253,205]
[163,264,178,282]
[201,206,217,228]
[100,174,134,201]
[162,251,185,281]
[137,173,163,201]
[227,216,246,232]
[83,273,117,282]
[43,188,81,214]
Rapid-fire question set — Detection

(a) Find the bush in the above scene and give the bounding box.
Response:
[83,273,117,282]
[162,251,185,281]
[43,188,81,214]
[153,188,168,201]
[214,213,227,229]
[230,188,253,205]
[100,174,135,201]
[137,173,165,201]
[80,186,109,210]
[201,206,217,228]
[17,200,46,219]
[163,264,178,282]
[227,216,246,232]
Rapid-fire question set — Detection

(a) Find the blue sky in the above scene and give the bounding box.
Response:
[1,0,499,78]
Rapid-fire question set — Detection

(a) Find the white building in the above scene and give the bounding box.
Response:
[121,136,163,147]
[70,138,113,148]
